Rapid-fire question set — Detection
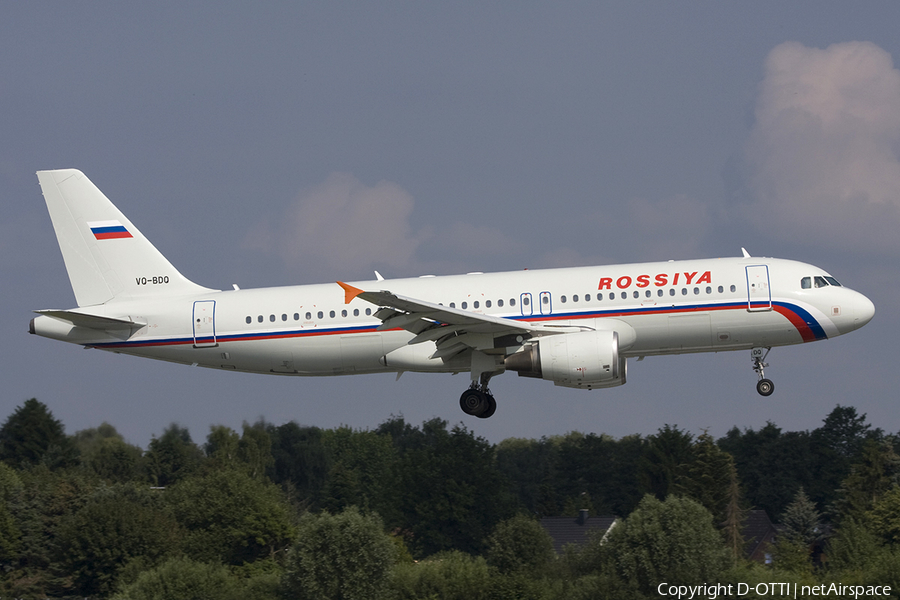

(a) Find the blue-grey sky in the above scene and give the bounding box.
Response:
[3,3,899,448]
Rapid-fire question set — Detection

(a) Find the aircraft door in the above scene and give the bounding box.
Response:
[539,291,552,315]
[745,265,772,312]
[193,300,218,347]
[520,293,533,317]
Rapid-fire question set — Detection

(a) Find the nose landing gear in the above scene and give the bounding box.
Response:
[752,347,774,396]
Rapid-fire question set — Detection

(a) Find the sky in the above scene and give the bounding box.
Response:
[2,3,899,449]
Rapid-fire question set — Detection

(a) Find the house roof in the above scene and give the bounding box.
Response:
[540,510,618,554]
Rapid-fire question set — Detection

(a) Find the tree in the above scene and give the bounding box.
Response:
[55,484,181,597]
[72,422,143,483]
[144,424,204,487]
[0,399,75,468]
[867,485,900,545]
[612,495,730,595]
[780,487,822,547]
[674,431,736,521]
[382,417,513,556]
[282,507,396,600]
[112,556,262,600]
[484,514,555,575]
[810,405,873,507]
[640,425,694,500]
[833,437,900,521]
[266,421,329,504]
[164,467,295,565]
[320,426,398,521]
[0,462,22,566]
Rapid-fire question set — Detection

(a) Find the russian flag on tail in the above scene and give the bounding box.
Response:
[88,220,132,240]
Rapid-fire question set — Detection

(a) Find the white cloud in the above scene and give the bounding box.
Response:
[246,172,428,280]
[742,41,900,254]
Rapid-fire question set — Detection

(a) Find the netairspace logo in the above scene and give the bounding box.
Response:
[657,582,893,599]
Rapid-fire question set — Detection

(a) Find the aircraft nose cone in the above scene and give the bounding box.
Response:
[856,293,875,328]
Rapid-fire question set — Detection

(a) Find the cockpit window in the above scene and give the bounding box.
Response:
[801,277,811,289]
[824,276,842,287]
[814,276,828,288]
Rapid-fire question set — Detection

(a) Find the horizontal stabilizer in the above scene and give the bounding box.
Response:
[34,309,145,332]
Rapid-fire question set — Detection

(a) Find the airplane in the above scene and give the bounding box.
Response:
[29,169,875,418]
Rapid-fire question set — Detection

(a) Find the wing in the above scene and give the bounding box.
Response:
[337,281,587,360]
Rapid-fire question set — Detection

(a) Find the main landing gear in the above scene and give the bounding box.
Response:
[751,347,775,397]
[459,373,497,419]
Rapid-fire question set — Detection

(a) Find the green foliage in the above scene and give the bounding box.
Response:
[611,495,730,595]
[0,398,75,468]
[675,431,737,521]
[0,462,22,565]
[390,551,491,600]
[380,417,513,557]
[55,484,181,597]
[320,426,398,520]
[144,423,204,487]
[833,437,900,521]
[282,507,396,600]
[780,487,822,546]
[826,517,884,572]
[73,422,144,482]
[3,465,98,597]
[165,467,296,565]
[867,485,900,545]
[640,424,694,500]
[266,421,329,502]
[485,514,555,575]
[112,555,279,600]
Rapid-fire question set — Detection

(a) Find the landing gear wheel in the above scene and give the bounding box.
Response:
[478,394,497,419]
[460,389,488,417]
[756,378,775,397]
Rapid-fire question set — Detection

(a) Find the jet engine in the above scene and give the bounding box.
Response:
[504,330,626,389]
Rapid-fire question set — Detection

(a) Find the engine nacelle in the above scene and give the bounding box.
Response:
[505,330,626,389]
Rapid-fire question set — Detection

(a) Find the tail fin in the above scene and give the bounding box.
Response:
[37,169,214,307]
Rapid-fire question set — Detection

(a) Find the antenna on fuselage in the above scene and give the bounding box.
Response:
[741,248,751,258]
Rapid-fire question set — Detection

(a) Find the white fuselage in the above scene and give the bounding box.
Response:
[31,256,875,379]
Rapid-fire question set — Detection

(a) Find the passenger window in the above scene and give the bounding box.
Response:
[694,287,700,295]
[258,315,263,323]
[366,308,372,316]
[657,289,663,297]
[329,310,336,318]
[317,311,323,319]
[718,285,724,293]
[353,309,359,316]
[462,302,468,309]
[706,287,712,294]
[245,316,251,324]
[510,298,516,306]
[597,293,603,301]
[306,312,312,320]
[669,289,675,297]
[474,301,480,309]
[573,295,579,302]
[450,302,456,308]
[486,300,492,308]
[560,296,567,303]
[645,290,651,298]
[498,299,504,307]
[730,285,736,292]
[282,314,287,321]
[682,288,688,296]
[801,277,811,289]
[269,314,276,322]
[609,293,615,300]
[633,291,639,299]
[543,296,550,304]
[523,297,529,306]
[341,310,347,317]
[814,276,828,288]
[294,313,300,320]
[621,292,627,299]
